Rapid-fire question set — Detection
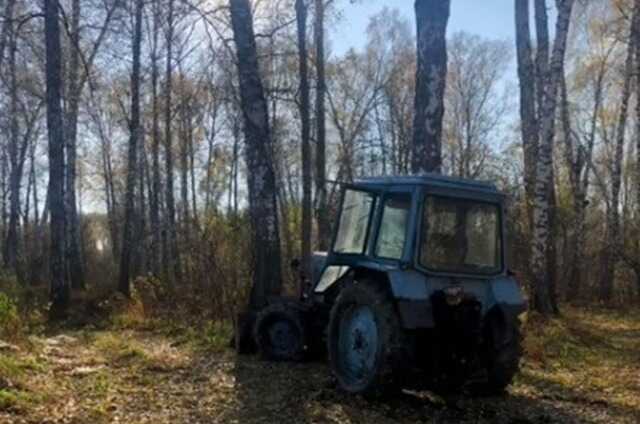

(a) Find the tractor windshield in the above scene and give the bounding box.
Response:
[333,189,376,254]
[420,195,502,275]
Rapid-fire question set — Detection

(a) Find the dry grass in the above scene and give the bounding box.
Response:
[0,305,639,423]
[518,306,640,415]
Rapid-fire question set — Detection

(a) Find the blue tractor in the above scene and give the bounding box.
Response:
[253,174,525,395]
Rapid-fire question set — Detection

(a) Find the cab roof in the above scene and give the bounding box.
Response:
[351,174,503,196]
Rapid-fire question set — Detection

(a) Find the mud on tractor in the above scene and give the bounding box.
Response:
[252,175,525,396]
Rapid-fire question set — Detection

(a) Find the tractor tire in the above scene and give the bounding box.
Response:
[327,280,408,396]
[254,302,307,361]
[484,321,522,394]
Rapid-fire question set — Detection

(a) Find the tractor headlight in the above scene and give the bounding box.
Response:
[444,286,463,306]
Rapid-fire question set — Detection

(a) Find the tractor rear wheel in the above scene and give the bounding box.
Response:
[327,281,408,396]
[254,302,307,361]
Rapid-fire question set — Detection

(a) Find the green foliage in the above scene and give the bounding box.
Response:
[0,292,20,340]
[175,320,232,352]
[0,355,46,379]
[0,389,25,411]
[132,276,166,314]
[93,333,149,365]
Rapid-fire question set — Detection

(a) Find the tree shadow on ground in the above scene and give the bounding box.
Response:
[515,369,640,423]
[215,354,619,424]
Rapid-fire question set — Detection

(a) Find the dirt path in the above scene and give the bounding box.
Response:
[1,307,640,423]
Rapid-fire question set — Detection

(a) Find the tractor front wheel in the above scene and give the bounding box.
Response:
[254,302,307,361]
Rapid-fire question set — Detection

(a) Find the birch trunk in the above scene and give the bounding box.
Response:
[149,0,162,276]
[4,19,19,272]
[164,0,182,285]
[45,0,69,318]
[635,0,640,297]
[515,0,539,233]
[529,0,574,315]
[412,0,450,174]
[118,0,143,297]
[296,0,312,293]
[229,0,282,309]
[64,0,85,290]
[0,0,15,74]
[314,0,329,250]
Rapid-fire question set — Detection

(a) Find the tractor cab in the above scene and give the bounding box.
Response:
[314,175,510,302]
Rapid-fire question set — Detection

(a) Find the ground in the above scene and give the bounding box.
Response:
[1,306,639,424]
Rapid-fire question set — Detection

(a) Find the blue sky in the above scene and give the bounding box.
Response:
[332,0,517,56]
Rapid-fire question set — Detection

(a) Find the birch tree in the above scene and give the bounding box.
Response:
[0,0,15,74]
[118,0,144,296]
[164,0,182,285]
[149,0,162,276]
[229,0,282,309]
[529,0,574,314]
[4,13,18,272]
[314,0,329,249]
[45,0,69,318]
[296,0,312,290]
[635,0,640,294]
[412,0,450,174]
[515,0,539,231]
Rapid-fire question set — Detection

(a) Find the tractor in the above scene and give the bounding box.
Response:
[252,174,525,395]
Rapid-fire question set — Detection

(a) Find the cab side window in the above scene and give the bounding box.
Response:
[375,194,411,259]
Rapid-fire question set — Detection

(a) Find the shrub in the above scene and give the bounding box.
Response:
[132,276,166,315]
[0,293,20,341]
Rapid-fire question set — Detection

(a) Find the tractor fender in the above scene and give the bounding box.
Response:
[313,261,397,304]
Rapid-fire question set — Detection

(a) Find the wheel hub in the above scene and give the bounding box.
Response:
[338,305,378,382]
[268,320,298,356]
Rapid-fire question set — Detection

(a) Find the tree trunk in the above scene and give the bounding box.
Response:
[314,0,329,250]
[635,0,640,292]
[547,167,559,313]
[534,13,555,315]
[164,0,182,285]
[296,0,312,294]
[149,0,162,276]
[118,0,143,297]
[0,0,15,74]
[188,124,198,230]
[229,0,282,309]
[412,0,450,174]
[515,0,539,236]
[534,0,549,117]
[4,18,19,272]
[1,146,7,249]
[563,60,602,300]
[529,0,574,315]
[136,134,148,275]
[45,0,69,319]
[599,2,639,303]
[65,0,85,290]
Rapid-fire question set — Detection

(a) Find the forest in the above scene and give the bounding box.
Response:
[1,0,640,422]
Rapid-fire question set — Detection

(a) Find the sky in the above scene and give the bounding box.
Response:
[332,0,517,56]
